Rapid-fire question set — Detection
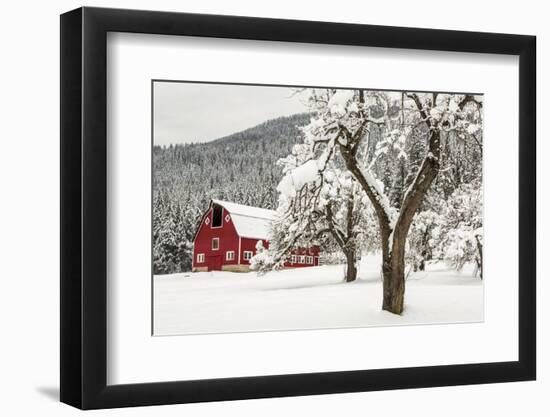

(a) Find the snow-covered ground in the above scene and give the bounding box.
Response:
[153,254,483,336]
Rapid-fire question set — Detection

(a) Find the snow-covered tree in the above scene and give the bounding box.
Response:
[251,131,379,282]
[437,182,483,278]
[152,192,196,274]
[406,209,440,272]
[249,239,273,272]
[278,89,483,314]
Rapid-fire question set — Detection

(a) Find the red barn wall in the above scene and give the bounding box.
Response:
[285,247,321,268]
[239,237,269,266]
[193,204,321,272]
[192,207,240,272]
[239,238,320,268]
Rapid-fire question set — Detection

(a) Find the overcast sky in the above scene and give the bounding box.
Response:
[153,82,310,145]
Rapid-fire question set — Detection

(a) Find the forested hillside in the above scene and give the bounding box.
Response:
[153,112,311,274]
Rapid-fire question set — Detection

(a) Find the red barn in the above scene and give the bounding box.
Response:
[192,200,320,272]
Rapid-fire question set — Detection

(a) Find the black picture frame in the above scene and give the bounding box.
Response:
[60,6,536,410]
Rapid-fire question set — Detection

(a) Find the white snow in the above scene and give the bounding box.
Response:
[467,123,480,134]
[213,199,276,220]
[276,159,322,200]
[448,99,460,113]
[231,215,273,240]
[327,90,355,115]
[153,254,483,336]
[429,107,442,121]
[213,200,276,240]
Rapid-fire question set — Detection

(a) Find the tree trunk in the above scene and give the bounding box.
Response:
[325,199,358,283]
[419,228,430,271]
[344,249,357,282]
[381,128,441,315]
[382,235,406,314]
[382,270,405,314]
[418,258,425,272]
[475,235,483,279]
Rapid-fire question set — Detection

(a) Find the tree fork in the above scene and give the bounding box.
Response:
[336,93,443,315]
[382,129,441,314]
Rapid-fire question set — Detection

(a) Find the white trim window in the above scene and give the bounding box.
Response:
[212,237,220,250]
[196,253,205,263]
[243,251,253,261]
[291,255,297,264]
[306,256,313,264]
[299,255,305,264]
[226,251,235,261]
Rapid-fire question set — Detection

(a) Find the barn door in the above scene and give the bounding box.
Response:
[208,255,222,271]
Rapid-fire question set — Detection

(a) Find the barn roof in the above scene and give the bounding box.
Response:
[212,199,275,240]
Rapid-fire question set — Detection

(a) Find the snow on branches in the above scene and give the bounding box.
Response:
[255,88,483,305]
[405,181,483,277]
[437,182,483,276]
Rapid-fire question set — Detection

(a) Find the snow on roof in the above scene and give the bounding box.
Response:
[211,200,276,240]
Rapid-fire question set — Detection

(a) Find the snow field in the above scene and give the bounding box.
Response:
[153,254,483,336]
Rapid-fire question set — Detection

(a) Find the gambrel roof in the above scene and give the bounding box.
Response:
[212,199,275,240]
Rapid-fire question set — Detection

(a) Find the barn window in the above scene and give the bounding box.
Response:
[212,238,219,250]
[299,256,305,264]
[306,256,313,264]
[212,205,223,228]
[291,255,297,264]
[226,251,235,261]
[196,253,205,263]
[243,251,253,261]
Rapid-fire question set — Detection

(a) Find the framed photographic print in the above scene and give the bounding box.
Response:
[60,6,536,409]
